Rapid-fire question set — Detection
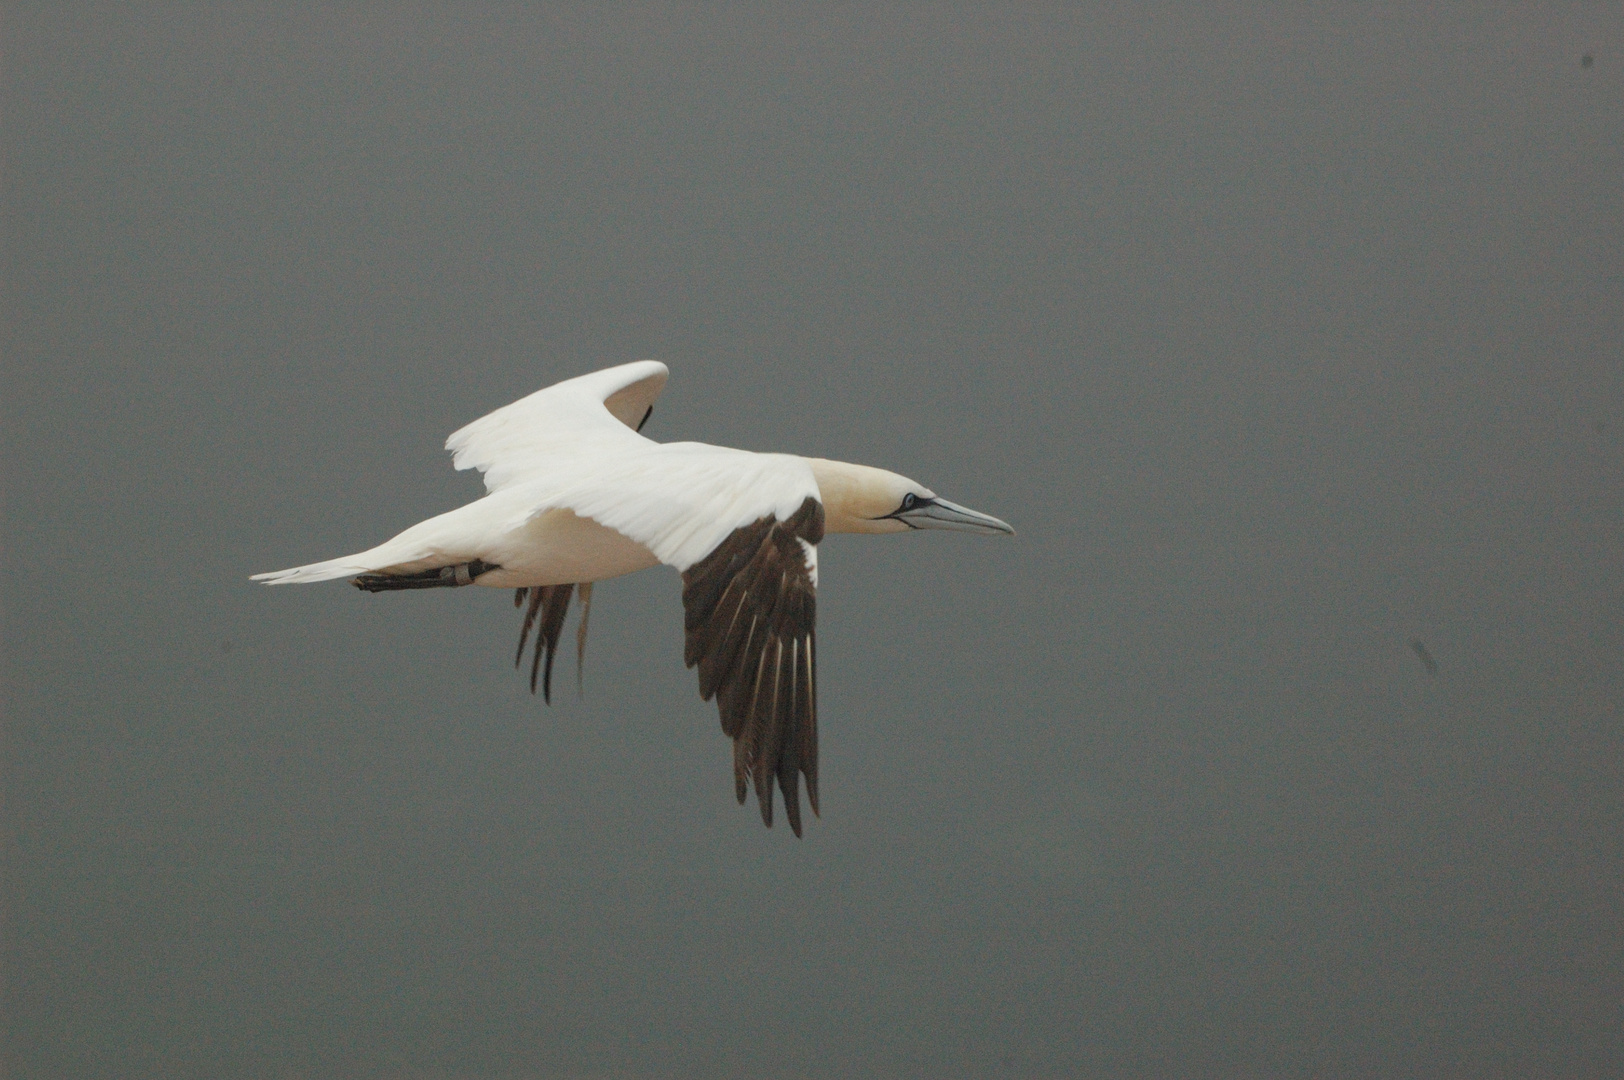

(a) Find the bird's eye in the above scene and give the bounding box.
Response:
[901,493,917,511]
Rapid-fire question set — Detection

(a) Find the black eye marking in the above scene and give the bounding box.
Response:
[872,492,933,524]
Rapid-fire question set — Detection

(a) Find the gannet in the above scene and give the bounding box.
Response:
[253,361,1013,835]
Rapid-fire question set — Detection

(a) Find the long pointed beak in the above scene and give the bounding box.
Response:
[898,497,1015,535]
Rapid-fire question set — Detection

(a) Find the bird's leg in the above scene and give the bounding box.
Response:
[352,559,500,592]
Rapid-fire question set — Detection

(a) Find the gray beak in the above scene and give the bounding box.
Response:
[897,497,1015,535]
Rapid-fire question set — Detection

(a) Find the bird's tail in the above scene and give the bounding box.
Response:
[250,554,378,585]
[251,497,507,587]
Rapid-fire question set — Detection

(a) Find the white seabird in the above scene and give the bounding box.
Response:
[253,360,1013,835]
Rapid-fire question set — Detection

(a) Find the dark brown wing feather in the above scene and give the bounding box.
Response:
[682,496,823,836]
[514,584,578,703]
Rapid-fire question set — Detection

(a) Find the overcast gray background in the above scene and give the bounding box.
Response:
[5,5,1623,1078]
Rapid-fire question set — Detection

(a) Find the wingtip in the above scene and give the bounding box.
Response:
[783,793,804,837]
[757,781,775,828]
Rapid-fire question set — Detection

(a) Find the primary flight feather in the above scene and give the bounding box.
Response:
[253,360,1013,836]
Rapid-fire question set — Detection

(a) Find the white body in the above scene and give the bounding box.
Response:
[371,505,660,588]
[255,362,833,589]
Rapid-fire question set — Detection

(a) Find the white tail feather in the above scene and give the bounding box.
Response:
[250,556,376,585]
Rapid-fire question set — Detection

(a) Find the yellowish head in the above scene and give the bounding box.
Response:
[806,458,1014,537]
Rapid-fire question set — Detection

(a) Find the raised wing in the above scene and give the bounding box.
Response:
[681,496,824,836]
[446,357,819,571]
[446,359,668,492]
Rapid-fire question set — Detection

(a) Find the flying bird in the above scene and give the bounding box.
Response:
[253,361,1013,835]
[1408,637,1438,676]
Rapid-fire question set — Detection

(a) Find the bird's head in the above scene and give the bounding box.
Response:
[806,458,1015,537]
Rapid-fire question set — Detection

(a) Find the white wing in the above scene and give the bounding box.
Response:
[522,442,820,571]
[446,359,669,492]
[447,357,818,569]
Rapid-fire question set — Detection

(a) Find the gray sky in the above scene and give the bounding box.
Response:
[5,5,1623,1078]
